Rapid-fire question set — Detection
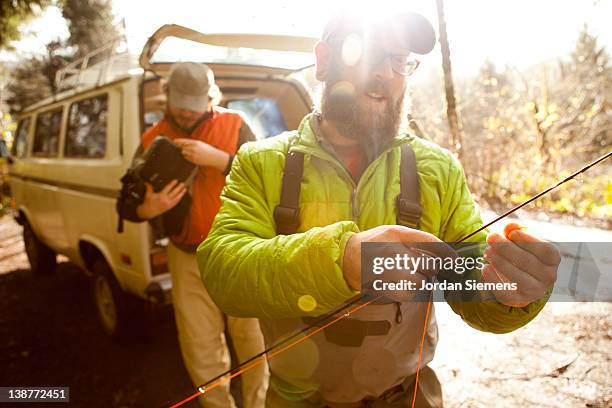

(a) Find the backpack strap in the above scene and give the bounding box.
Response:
[273,143,421,235]
[396,144,422,229]
[274,149,305,235]
[116,144,145,233]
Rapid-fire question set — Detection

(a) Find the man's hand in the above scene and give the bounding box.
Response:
[136,180,186,220]
[483,226,560,308]
[174,138,230,171]
[342,225,453,292]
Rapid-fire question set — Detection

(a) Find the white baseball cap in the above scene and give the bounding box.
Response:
[166,62,220,112]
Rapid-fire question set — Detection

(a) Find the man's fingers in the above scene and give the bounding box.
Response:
[168,183,186,199]
[169,181,185,193]
[484,249,546,299]
[157,184,186,210]
[392,226,455,258]
[182,147,196,160]
[174,185,187,199]
[483,264,530,307]
[169,189,186,206]
[161,179,179,194]
[509,230,561,266]
[174,138,190,147]
[507,229,561,267]
[485,234,541,281]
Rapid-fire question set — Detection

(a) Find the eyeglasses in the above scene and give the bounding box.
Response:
[361,48,420,76]
[329,37,421,76]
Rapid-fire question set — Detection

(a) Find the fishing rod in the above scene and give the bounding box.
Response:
[168,151,610,408]
[410,150,610,408]
[459,151,611,242]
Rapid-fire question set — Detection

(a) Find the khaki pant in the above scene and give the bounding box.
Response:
[168,243,269,408]
[265,366,442,408]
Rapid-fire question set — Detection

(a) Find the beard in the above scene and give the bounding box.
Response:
[167,109,209,134]
[320,65,406,156]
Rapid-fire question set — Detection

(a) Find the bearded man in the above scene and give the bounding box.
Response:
[197,10,559,408]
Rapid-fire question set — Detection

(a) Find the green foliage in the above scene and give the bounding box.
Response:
[5,53,54,112]
[4,0,118,113]
[61,0,116,57]
[505,172,610,218]
[0,0,51,50]
[412,26,611,224]
[1,0,119,216]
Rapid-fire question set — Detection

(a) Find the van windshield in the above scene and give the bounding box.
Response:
[150,37,314,71]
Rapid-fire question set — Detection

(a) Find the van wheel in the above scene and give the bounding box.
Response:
[91,260,145,340]
[23,222,56,274]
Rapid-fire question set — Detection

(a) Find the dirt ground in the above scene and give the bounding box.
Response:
[1,215,610,407]
[433,303,611,407]
[0,216,208,407]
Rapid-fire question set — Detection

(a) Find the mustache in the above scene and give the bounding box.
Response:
[361,80,392,99]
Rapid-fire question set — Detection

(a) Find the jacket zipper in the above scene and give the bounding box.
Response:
[292,139,410,223]
[351,188,360,219]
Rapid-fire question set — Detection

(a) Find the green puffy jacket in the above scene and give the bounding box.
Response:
[198,113,547,331]
[198,113,550,403]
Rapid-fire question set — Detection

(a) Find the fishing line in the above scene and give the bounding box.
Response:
[168,151,610,408]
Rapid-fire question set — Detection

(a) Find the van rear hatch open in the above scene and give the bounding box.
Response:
[139,24,317,76]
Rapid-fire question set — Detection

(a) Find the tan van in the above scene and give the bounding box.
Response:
[8,25,316,338]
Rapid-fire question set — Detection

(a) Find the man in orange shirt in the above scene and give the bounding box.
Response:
[133,62,268,407]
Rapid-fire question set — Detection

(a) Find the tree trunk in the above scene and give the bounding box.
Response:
[436,0,464,161]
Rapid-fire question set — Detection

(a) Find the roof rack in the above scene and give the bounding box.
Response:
[54,27,137,92]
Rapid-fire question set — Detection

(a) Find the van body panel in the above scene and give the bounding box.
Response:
[78,230,151,296]
[9,75,157,298]
[22,178,69,250]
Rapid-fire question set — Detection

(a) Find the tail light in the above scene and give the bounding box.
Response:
[150,247,168,276]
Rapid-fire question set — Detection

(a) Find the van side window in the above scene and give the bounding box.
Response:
[65,94,108,158]
[32,108,63,157]
[12,117,31,158]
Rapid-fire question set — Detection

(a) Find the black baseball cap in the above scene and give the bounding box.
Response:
[322,11,436,55]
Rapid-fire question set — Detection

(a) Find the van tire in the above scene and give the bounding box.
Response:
[23,221,57,274]
[91,260,145,340]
